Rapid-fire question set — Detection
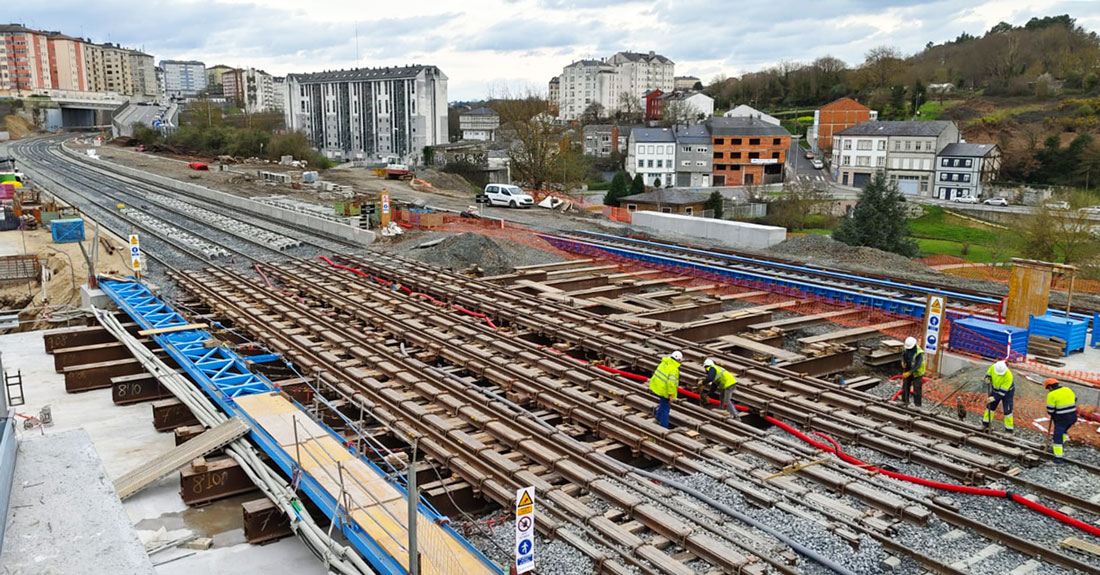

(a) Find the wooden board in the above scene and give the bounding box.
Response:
[138,323,209,336]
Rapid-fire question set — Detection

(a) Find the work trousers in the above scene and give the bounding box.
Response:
[1052,413,1077,460]
[901,375,923,407]
[720,386,738,417]
[983,388,1014,429]
[655,397,671,429]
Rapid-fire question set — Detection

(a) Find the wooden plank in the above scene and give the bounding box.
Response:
[1062,537,1100,558]
[797,320,914,347]
[137,323,209,336]
[715,334,804,362]
[747,309,862,332]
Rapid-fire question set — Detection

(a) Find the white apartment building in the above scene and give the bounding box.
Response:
[557,51,674,121]
[285,65,448,163]
[459,107,499,141]
[160,60,207,98]
[832,121,960,195]
[626,127,677,187]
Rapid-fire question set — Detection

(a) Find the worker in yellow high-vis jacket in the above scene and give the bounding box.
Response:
[1045,378,1077,464]
[649,351,681,429]
[982,360,1014,434]
[702,358,740,418]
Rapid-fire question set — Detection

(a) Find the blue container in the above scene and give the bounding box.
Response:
[51,218,85,243]
[949,317,1028,359]
[1093,313,1100,349]
[1029,313,1087,356]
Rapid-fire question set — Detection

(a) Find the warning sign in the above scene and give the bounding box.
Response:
[923,294,945,355]
[128,234,142,272]
[514,486,535,574]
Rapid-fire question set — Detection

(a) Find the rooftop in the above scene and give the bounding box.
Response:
[836,120,955,137]
[289,65,440,83]
[674,124,711,144]
[614,51,674,65]
[619,188,709,205]
[461,107,499,117]
[819,97,871,112]
[632,127,676,143]
[160,60,205,66]
[706,116,790,137]
[939,142,999,157]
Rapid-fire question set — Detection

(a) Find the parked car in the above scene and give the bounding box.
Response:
[804,151,815,160]
[983,197,1009,206]
[953,195,978,204]
[483,184,534,208]
[1045,201,1070,210]
[811,159,824,169]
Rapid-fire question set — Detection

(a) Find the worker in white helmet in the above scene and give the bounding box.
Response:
[648,350,682,429]
[702,358,740,418]
[982,360,1014,433]
[900,336,925,408]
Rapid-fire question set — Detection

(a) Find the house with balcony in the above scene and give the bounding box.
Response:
[626,127,676,187]
[934,143,1001,200]
[706,116,789,186]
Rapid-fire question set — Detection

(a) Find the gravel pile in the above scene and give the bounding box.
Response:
[396,232,563,275]
[770,235,935,276]
[463,512,595,575]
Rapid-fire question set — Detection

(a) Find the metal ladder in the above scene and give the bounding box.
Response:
[5,370,24,407]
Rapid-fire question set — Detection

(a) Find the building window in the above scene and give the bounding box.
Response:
[732,152,742,159]
[940,173,947,181]
[731,165,741,171]
[638,160,644,169]
[713,152,723,159]
[842,155,851,166]
[965,159,973,167]
[732,138,742,145]
[682,160,691,166]
[666,145,673,154]
[878,140,886,151]
[626,204,637,211]
[894,140,901,150]
[857,140,872,151]
[748,152,759,159]
[656,160,663,168]
[876,156,885,167]
[661,207,672,213]
[716,164,727,171]
[647,159,653,168]
[772,152,780,159]
[682,146,692,153]
[695,161,705,166]
[696,146,707,153]
[905,140,912,151]
[843,139,852,150]
[963,174,971,182]
[749,138,760,145]
[715,138,725,145]
[915,141,922,151]
[773,138,781,145]
[856,156,870,166]
[685,207,694,215]
[941,158,949,167]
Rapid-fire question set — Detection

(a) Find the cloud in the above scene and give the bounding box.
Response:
[8,0,1100,101]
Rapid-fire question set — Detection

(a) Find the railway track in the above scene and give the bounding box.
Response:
[11,135,1100,573]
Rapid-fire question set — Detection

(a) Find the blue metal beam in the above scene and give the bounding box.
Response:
[98,278,501,575]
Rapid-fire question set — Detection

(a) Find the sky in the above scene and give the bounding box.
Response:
[9,0,1100,101]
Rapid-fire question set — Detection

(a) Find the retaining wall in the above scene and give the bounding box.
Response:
[631,211,786,249]
[0,410,16,555]
[61,143,374,246]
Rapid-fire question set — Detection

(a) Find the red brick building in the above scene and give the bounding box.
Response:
[707,116,790,186]
[809,97,876,154]
[643,89,663,122]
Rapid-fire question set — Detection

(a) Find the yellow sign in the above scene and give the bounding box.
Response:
[132,259,142,270]
[517,490,533,507]
[930,299,942,314]
[517,505,532,516]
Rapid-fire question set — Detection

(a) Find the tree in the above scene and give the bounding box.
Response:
[614,92,643,124]
[604,171,629,206]
[769,183,836,231]
[863,45,904,89]
[1020,203,1058,260]
[580,102,607,126]
[660,99,700,127]
[705,191,724,219]
[630,173,645,195]
[491,90,561,190]
[833,172,918,256]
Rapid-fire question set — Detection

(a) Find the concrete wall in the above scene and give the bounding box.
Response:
[0,409,16,556]
[61,143,374,245]
[632,211,786,249]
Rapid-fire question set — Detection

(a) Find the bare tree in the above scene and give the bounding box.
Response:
[614,92,643,124]
[659,99,700,127]
[863,45,904,89]
[490,88,562,190]
[769,182,837,231]
[580,102,607,126]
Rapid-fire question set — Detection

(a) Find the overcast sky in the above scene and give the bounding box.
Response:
[9,0,1100,101]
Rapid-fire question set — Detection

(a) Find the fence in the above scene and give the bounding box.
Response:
[0,255,39,285]
[602,206,632,223]
[920,255,1100,295]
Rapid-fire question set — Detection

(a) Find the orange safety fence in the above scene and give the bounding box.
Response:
[602,206,633,223]
[920,255,1100,295]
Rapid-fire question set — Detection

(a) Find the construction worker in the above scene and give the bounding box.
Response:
[1045,378,1077,463]
[900,336,925,408]
[983,360,1014,433]
[702,358,740,418]
[649,351,682,429]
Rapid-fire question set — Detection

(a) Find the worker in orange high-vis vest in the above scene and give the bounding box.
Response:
[649,351,681,429]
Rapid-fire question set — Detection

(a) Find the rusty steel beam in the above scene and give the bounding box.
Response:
[43,321,140,352]
[632,301,723,323]
[152,398,201,432]
[179,457,257,505]
[112,372,174,405]
[63,358,146,392]
[778,349,856,377]
[666,313,772,342]
[53,341,140,372]
[242,497,293,545]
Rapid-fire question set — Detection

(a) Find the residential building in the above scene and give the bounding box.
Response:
[583,124,617,158]
[934,143,1001,200]
[285,65,449,163]
[722,104,780,126]
[673,124,712,187]
[808,97,877,154]
[548,76,559,112]
[619,188,709,215]
[832,120,960,195]
[626,127,676,187]
[45,34,89,92]
[223,68,278,112]
[675,76,701,91]
[160,60,207,98]
[643,89,663,122]
[271,76,286,112]
[557,51,674,121]
[205,64,233,97]
[707,116,790,186]
[459,107,499,141]
[652,91,713,123]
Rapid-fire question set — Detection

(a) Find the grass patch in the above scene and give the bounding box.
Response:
[970,104,1043,125]
[800,228,832,235]
[914,239,1015,263]
[909,206,1004,244]
[916,100,959,121]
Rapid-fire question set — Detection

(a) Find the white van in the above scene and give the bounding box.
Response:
[483,184,534,208]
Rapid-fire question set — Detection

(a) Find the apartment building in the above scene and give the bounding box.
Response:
[285,65,448,163]
[626,127,676,187]
[223,68,280,112]
[934,143,1001,200]
[647,90,714,123]
[673,124,712,187]
[674,76,701,90]
[459,107,500,141]
[832,121,960,195]
[807,97,877,154]
[160,60,207,98]
[557,51,674,121]
[548,76,560,112]
[0,24,52,94]
[707,116,790,186]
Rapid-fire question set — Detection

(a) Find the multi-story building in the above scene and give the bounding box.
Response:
[557,51,674,121]
[808,97,877,154]
[832,120,960,195]
[223,68,278,112]
[650,91,714,123]
[45,34,88,92]
[0,24,50,94]
[271,76,286,112]
[205,64,233,97]
[583,124,621,158]
[285,65,449,163]
[548,76,559,112]
[128,51,158,99]
[673,124,712,187]
[459,107,499,141]
[160,60,206,98]
[674,76,701,91]
[626,127,676,187]
[934,143,1001,200]
[707,116,790,186]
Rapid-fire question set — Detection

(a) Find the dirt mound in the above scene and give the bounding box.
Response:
[413,232,518,275]
[770,234,936,277]
[3,114,36,138]
[420,169,475,195]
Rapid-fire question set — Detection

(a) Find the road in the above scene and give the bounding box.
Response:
[786,136,830,189]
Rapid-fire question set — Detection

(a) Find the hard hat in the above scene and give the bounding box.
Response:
[904,337,917,349]
[993,361,1008,376]
[703,358,715,368]
[671,351,683,362]
[1044,377,1059,388]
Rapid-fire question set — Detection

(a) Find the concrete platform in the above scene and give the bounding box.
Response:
[0,428,155,574]
[0,331,327,574]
